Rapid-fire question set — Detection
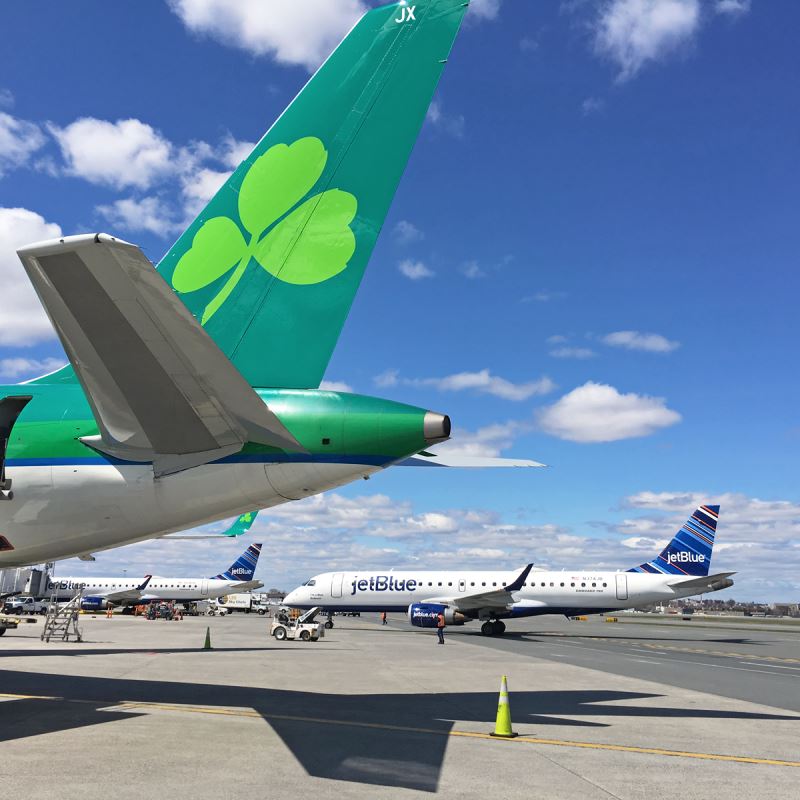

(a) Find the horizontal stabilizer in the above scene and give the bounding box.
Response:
[399,452,546,468]
[668,571,736,591]
[17,234,303,476]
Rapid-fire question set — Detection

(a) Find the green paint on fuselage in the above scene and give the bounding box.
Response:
[4,383,429,465]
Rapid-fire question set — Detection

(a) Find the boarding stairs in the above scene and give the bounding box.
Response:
[41,589,83,643]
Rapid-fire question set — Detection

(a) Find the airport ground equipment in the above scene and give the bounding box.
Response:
[270,606,324,642]
[0,613,37,636]
[41,589,82,642]
[3,596,47,614]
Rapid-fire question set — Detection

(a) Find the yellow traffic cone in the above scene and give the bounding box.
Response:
[203,626,212,651]
[490,675,517,738]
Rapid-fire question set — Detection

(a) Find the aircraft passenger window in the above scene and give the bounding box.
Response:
[428,582,432,586]
[447,582,452,587]
[471,582,475,586]
[581,582,585,587]
[603,583,607,587]
[592,583,596,587]
[540,582,545,587]
[492,582,497,587]
[570,583,575,587]
[482,582,486,586]
[560,582,564,587]
[438,582,442,586]
[550,582,554,587]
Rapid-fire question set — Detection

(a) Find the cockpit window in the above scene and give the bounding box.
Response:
[302,579,316,587]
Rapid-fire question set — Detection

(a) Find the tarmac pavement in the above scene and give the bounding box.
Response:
[1,613,799,799]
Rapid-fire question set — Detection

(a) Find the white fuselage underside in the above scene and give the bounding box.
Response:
[0,461,380,567]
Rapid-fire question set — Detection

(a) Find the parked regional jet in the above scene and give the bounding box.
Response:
[0,0,541,568]
[284,506,734,635]
[50,544,263,610]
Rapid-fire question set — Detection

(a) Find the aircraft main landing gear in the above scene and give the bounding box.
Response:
[480,620,506,636]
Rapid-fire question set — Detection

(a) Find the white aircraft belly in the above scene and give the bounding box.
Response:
[0,460,381,566]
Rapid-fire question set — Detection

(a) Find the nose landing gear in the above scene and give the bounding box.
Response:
[324,612,334,630]
[480,619,506,636]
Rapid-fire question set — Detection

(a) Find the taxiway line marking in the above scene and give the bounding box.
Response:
[576,638,800,664]
[5,693,799,767]
[112,700,800,768]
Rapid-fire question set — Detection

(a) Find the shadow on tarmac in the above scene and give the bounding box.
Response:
[1,670,797,793]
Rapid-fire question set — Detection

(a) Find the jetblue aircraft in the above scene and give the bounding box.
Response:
[49,544,263,610]
[283,506,734,635]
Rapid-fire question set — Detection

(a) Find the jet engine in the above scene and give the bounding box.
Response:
[80,596,109,611]
[408,603,466,628]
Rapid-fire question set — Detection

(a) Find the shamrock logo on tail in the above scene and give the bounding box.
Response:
[171,136,357,325]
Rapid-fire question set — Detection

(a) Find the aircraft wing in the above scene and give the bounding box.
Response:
[667,572,736,591]
[422,564,534,611]
[399,452,546,468]
[17,234,303,477]
[100,575,153,604]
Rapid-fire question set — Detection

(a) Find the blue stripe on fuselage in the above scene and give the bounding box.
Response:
[6,453,395,468]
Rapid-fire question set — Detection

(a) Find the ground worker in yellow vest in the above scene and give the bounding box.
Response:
[436,611,445,644]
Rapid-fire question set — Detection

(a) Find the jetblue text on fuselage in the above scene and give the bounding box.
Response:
[666,552,705,564]
[351,576,418,595]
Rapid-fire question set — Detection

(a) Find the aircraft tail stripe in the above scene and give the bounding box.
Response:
[211,543,262,581]
[628,505,719,577]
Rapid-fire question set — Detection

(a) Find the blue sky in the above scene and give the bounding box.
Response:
[1,0,797,600]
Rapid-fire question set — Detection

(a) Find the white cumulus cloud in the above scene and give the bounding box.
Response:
[96,196,180,237]
[594,0,701,81]
[398,259,435,280]
[602,330,680,352]
[0,356,65,380]
[550,346,596,359]
[393,220,424,245]
[537,381,681,442]
[468,0,502,20]
[414,369,555,401]
[50,118,173,190]
[434,421,524,458]
[319,380,353,393]
[715,0,750,16]
[0,112,45,177]
[0,207,61,345]
[168,0,367,71]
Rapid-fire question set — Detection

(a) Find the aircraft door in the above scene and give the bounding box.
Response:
[615,574,628,601]
[458,579,466,592]
[331,573,344,598]
[201,580,208,596]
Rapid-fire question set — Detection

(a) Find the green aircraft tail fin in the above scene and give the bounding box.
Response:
[156,0,467,388]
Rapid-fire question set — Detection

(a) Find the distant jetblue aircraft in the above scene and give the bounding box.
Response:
[50,544,263,611]
[284,506,734,636]
[0,0,541,568]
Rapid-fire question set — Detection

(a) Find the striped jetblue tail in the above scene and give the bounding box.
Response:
[629,505,719,577]
[213,543,262,581]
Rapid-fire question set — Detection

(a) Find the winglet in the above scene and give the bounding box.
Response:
[504,563,533,593]
[136,575,152,592]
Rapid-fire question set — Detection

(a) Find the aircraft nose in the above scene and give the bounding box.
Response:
[284,590,298,605]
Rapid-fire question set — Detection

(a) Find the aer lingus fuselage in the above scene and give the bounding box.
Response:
[0,384,445,565]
